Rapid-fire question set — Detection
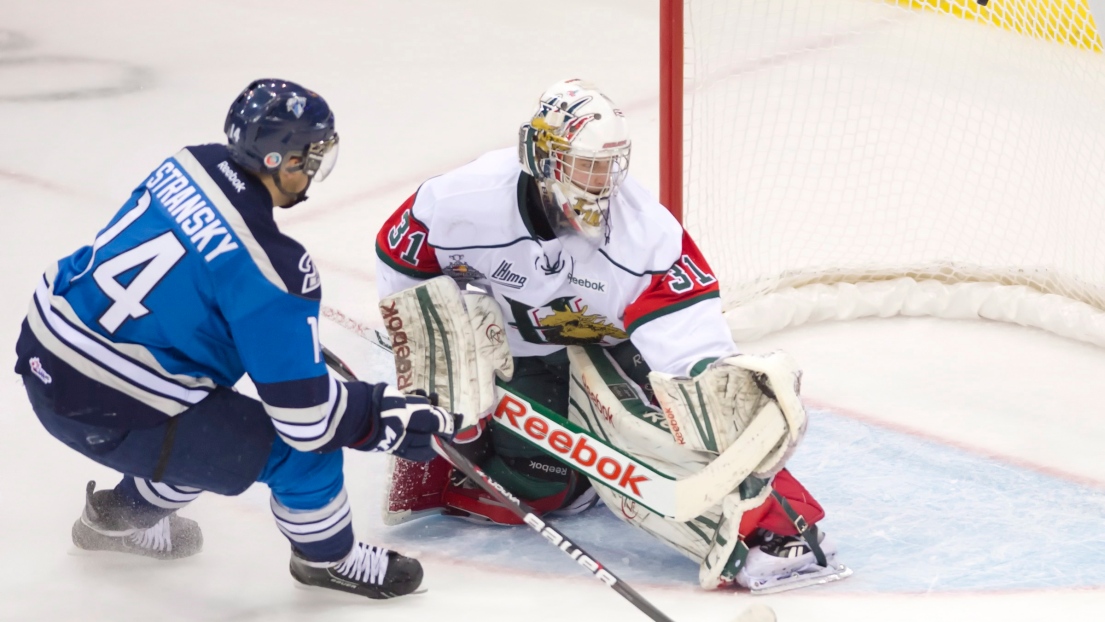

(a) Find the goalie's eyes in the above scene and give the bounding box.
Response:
[563,156,616,194]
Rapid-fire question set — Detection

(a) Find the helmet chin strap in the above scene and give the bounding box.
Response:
[271,171,312,208]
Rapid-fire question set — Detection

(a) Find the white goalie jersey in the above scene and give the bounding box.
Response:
[374,148,736,376]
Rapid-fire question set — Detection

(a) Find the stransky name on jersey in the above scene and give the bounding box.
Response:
[145,161,240,262]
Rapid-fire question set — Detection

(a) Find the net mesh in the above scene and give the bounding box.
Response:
[681,0,1105,316]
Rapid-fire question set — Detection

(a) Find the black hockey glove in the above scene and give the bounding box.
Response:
[358,386,458,462]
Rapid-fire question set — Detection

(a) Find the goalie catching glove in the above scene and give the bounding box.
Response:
[353,386,457,462]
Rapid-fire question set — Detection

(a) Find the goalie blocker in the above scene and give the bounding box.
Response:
[378,277,849,591]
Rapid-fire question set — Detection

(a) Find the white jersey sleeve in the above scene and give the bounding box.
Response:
[623,229,738,376]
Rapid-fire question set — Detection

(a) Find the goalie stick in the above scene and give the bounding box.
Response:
[320,345,776,622]
[320,306,786,523]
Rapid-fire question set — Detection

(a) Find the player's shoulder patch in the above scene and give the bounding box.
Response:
[295,251,322,297]
[262,236,323,300]
[416,149,534,249]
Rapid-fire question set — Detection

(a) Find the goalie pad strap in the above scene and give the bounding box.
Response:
[771,489,827,566]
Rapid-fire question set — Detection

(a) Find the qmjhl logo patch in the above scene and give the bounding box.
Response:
[491,260,527,289]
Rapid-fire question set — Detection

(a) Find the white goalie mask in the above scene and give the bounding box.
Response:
[519,79,631,242]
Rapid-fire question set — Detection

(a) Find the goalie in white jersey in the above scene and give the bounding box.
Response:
[374,79,850,592]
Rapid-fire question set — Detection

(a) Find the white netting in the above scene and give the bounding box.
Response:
[680,0,1105,344]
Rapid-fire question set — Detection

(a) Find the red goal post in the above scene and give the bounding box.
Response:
[660,0,684,223]
[659,0,1105,346]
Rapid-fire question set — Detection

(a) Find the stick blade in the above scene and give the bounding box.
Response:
[733,604,776,622]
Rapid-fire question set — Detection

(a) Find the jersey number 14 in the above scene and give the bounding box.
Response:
[94,231,186,333]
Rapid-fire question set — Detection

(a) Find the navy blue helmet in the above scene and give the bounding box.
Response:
[224,79,339,199]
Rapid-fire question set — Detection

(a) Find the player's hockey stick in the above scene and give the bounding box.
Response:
[321,345,776,622]
[321,304,392,352]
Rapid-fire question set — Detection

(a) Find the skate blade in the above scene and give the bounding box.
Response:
[382,507,447,526]
[749,563,853,595]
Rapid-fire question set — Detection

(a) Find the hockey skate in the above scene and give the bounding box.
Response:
[289,542,424,599]
[71,481,203,560]
[735,527,852,594]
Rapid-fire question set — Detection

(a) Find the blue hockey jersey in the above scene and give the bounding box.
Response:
[15,144,376,453]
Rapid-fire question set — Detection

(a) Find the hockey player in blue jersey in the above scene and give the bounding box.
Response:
[13,79,456,599]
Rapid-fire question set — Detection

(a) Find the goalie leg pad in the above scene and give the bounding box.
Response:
[566,345,709,474]
[751,469,825,537]
[648,352,807,479]
[381,454,454,526]
[585,471,773,590]
[564,345,778,590]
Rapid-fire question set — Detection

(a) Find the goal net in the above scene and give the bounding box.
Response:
[664,0,1105,345]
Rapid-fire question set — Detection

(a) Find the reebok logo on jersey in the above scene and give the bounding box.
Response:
[568,273,605,292]
[28,357,52,385]
[491,260,527,289]
[216,161,247,193]
[299,253,320,294]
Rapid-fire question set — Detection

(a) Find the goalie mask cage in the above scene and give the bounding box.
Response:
[660,0,1105,346]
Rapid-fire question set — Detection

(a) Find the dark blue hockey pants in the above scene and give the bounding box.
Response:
[23,377,354,561]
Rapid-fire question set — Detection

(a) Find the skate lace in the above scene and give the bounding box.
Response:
[334,543,389,586]
[127,517,172,552]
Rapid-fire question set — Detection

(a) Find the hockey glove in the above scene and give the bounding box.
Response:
[360,386,458,462]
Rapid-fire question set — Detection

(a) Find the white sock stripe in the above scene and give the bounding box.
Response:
[434,407,450,433]
[134,478,199,509]
[275,507,352,543]
[269,488,348,523]
[146,479,202,502]
[33,280,210,405]
[273,498,351,535]
[157,481,201,495]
